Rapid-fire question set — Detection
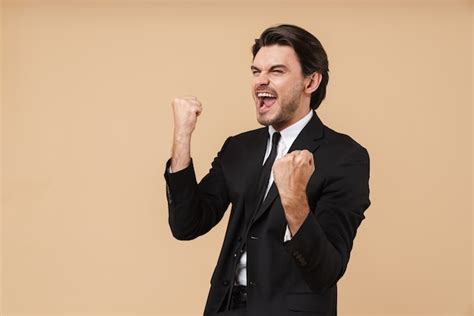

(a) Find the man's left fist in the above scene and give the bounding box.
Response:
[273,149,315,197]
[272,150,315,234]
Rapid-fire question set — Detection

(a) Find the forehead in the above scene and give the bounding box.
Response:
[252,44,301,70]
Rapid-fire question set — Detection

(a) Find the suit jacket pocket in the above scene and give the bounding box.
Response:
[286,292,328,312]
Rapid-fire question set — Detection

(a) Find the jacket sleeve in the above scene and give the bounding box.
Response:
[164,137,232,241]
[284,145,371,293]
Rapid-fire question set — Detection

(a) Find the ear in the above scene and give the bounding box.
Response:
[304,72,322,94]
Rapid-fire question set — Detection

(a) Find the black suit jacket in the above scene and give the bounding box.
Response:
[164,111,371,316]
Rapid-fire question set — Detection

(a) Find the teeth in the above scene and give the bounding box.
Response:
[257,92,276,98]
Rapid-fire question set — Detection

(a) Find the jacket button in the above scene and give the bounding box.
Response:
[233,253,238,258]
[250,236,259,240]
[223,280,229,286]
[249,281,256,286]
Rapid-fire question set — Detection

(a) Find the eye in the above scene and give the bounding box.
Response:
[251,70,260,76]
[272,69,284,74]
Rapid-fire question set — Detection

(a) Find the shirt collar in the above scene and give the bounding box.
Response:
[268,110,313,149]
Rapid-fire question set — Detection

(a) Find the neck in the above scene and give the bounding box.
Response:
[272,108,311,132]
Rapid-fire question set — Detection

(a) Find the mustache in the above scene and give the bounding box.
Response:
[254,87,277,95]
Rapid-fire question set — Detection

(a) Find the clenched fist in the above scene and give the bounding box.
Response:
[272,150,315,235]
[172,96,203,137]
[170,96,203,172]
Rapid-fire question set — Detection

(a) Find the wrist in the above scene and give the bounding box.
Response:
[280,192,310,235]
[282,200,310,219]
[173,128,193,140]
[279,190,307,207]
[171,130,192,173]
[170,157,191,172]
[287,212,309,236]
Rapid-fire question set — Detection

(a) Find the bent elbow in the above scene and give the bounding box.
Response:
[170,228,196,241]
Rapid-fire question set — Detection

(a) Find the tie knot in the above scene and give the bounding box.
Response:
[271,132,281,147]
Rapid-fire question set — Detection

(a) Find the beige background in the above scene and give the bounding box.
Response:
[2,0,473,315]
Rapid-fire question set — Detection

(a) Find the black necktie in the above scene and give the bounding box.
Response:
[228,131,281,306]
[255,131,281,207]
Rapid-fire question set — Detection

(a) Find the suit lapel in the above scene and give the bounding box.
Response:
[243,127,269,222]
[250,111,325,226]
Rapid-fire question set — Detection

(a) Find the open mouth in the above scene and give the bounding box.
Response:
[256,91,277,112]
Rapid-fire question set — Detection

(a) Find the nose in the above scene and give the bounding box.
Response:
[254,71,269,87]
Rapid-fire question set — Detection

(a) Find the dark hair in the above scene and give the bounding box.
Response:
[252,24,329,110]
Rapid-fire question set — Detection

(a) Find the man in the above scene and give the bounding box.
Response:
[164,24,371,316]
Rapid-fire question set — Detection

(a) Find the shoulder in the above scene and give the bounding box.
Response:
[229,127,267,142]
[320,125,370,163]
[221,127,267,148]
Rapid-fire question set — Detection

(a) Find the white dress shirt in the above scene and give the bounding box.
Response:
[235,110,314,286]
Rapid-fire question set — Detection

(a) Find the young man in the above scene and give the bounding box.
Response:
[164,24,371,316]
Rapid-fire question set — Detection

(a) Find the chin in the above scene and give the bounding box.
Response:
[257,115,278,127]
[256,116,269,126]
[257,106,275,121]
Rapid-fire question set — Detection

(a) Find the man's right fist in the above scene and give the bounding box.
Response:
[172,96,203,137]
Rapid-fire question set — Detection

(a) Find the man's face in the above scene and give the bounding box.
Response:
[251,44,310,131]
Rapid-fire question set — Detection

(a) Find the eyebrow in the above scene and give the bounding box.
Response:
[250,64,288,71]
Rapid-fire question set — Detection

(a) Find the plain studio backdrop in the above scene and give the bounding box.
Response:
[1,0,473,315]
